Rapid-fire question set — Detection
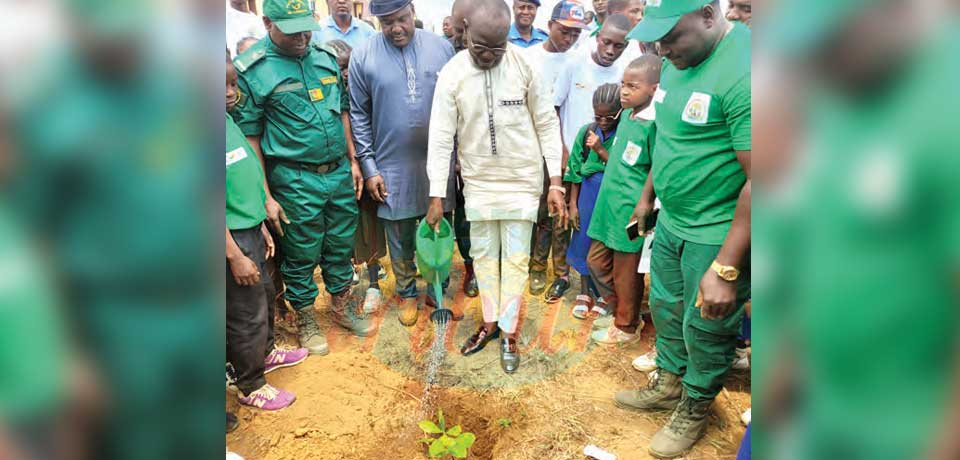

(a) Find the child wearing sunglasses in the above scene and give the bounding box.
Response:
[565,83,623,320]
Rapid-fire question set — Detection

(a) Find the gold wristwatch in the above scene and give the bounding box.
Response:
[710,260,740,282]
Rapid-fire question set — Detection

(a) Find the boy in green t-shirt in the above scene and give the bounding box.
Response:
[226,56,307,411]
[586,56,660,345]
[564,84,622,319]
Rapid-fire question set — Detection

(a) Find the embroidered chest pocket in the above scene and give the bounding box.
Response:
[493,93,528,127]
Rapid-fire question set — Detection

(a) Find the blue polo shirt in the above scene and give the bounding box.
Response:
[312,16,377,50]
[507,23,549,48]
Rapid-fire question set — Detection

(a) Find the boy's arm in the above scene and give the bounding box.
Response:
[226,226,260,286]
[234,71,290,236]
[245,135,289,236]
[341,111,363,200]
[568,182,581,231]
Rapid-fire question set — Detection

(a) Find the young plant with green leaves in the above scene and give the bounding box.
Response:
[418,409,476,458]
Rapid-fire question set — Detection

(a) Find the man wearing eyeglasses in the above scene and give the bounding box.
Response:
[425,0,566,375]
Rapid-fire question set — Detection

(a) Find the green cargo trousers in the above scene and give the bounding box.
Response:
[266,160,358,311]
[649,225,750,400]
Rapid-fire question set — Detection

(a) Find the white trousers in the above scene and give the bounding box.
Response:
[468,219,534,334]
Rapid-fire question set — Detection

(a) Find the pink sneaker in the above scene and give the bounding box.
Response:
[238,384,295,410]
[264,344,309,374]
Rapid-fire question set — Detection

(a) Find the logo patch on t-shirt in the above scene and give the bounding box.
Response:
[226,147,248,166]
[682,92,711,124]
[647,0,662,7]
[622,141,642,166]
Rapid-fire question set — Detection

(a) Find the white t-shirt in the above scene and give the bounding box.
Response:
[226,1,265,57]
[521,44,577,100]
[553,49,629,149]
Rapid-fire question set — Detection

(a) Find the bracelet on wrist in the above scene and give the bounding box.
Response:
[549,185,566,195]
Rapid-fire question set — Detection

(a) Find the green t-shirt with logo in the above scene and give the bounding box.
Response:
[587,109,655,252]
[226,113,267,230]
[564,124,613,183]
[651,22,751,245]
[751,27,960,459]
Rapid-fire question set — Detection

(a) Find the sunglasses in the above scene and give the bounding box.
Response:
[594,108,623,123]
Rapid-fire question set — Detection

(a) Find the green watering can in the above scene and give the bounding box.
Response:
[415,217,455,324]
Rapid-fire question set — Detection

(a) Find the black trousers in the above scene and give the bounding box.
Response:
[454,172,473,265]
[226,225,276,395]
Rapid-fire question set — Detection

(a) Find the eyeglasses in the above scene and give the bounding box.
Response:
[594,108,623,123]
[465,33,507,57]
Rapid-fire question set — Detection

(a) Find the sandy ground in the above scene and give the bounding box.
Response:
[227,256,750,460]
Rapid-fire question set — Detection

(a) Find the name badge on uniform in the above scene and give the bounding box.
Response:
[622,141,642,166]
[309,88,325,102]
[320,76,338,85]
[653,87,667,104]
[682,92,711,124]
[226,147,247,166]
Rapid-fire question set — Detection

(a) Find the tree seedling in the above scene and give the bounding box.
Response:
[418,409,476,458]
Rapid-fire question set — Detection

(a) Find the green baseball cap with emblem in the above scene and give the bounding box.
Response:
[626,0,712,42]
[263,0,321,34]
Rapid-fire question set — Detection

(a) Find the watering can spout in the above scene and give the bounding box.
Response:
[416,218,456,325]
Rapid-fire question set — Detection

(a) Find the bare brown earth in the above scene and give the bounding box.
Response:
[227,256,750,460]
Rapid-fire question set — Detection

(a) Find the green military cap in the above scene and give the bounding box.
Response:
[263,0,321,34]
[626,0,711,42]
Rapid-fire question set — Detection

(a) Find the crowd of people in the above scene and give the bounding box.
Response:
[225,0,751,457]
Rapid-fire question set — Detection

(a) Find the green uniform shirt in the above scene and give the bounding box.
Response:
[226,113,267,230]
[232,37,349,165]
[564,124,613,183]
[587,109,655,252]
[753,28,960,458]
[652,23,751,245]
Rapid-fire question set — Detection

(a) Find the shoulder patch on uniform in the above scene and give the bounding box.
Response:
[312,42,338,58]
[234,43,267,73]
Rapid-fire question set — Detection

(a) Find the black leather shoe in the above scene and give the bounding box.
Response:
[545,278,570,303]
[460,326,499,356]
[500,337,520,374]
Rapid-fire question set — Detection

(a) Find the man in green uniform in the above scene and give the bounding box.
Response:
[613,1,751,457]
[233,0,372,353]
[751,1,960,459]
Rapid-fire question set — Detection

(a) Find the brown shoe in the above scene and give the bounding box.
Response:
[398,298,419,326]
[460,326,499,356]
